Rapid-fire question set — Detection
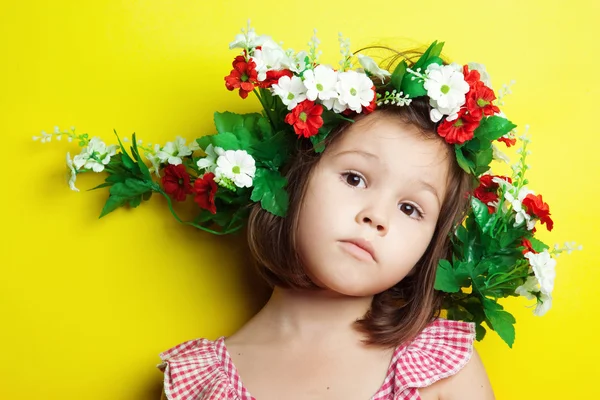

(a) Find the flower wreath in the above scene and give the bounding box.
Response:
[36,23,581,347]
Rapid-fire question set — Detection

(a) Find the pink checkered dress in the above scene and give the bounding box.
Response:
[157,318,475,400]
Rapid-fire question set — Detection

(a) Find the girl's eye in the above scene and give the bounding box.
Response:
[341,172,366,188]
[399,203,424,220]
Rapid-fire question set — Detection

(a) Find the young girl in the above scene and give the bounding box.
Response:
[39,23,568,400]
[157,104,494,399]
[155,26,502,400]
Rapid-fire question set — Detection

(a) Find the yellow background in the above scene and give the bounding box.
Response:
[1,1,598,399]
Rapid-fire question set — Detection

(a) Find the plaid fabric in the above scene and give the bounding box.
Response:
[157,318,475,400]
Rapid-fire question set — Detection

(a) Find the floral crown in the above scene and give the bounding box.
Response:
[36,23,580,347]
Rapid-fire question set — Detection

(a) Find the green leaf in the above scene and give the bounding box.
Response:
[251,130,293,168]
[471,197,492,230]
[413,40,438,70]
[528,237,550,252]
[131,132,151,180]
[401,74,427,98]
[113,129,136,171]
[99,179,154,218]
[482,298,516,348]
[250,168,289,217]
[390,60,407,92]
[455,147,475,174]
[475,116,517,142]
[257,116,273,139]
[474,146,494,176]
[435,260,461,293]
[475,323,487,341]
[214,111,261,135]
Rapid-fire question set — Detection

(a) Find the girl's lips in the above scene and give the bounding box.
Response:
[338,239,376,262]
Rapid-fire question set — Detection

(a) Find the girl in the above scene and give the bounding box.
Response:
[156,27,499,399]
[39,23,565,400]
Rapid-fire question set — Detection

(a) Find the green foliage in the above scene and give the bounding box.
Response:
[250,168,289,217]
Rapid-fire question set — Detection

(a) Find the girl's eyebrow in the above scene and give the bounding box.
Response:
[332,149,379,161]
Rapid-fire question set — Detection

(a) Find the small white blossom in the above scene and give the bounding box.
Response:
[73,137,118,173]
[515,276,538,300]
[423,63,469,119]
[215,150,256,188]
[229,28,271,50]
[272,75,307,110]
[145,144,162,177]
[534,292,552,316]
[357,54,391,82]
[492,143,511,163]
[303,65,338,102]
[322,97,347,113]
[467,62,492,87]
[335,70,374,113]
[252,40,292,82]
[525,250,556,295]
[503,186,535,230]
[66,152,79,192]
[196,144,225,172]
[289,50,309,74]
[156,136,192,166]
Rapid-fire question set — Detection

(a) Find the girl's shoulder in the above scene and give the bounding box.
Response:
[157,336,241,400]
[380,318,477,399]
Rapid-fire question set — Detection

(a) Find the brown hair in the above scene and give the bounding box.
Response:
[247,55,473,349]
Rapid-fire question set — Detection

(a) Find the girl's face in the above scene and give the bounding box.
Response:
[296,113,451,296]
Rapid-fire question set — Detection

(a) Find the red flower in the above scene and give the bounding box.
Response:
[520,238,537,255]
[224,55,258,99]
[437,110,480,144]
[192,172,218,214]
[463,65,482,88]
[466,84,500,120]
[473,174,512,213]
[522,193,554,231]
[161,164,192,202]
[284,100,324,138]
[363,86,377,114]
[498,136,517,147]
[258,69,293,89]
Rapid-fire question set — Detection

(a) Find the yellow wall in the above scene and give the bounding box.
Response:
[2,1,598,399]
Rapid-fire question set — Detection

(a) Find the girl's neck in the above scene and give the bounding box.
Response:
[233,286,373,345]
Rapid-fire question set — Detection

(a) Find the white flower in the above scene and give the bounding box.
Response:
[215,150,256,188]
[534,292,552,316]
[335,70,375,113]
[322,97,347,113]
[289,50,309,74]
[525,250,556,295]
[303,65,338,102]
[66,152,79,192]
[492,143,511,164]
[357,54,391,82]
[252,40,292,82]
[424,63,469,118]
[515,275,538,300]
[503,186,535,230]
[272,75,307,110]
[196,144,225,172]
[229,28,271,50]
[145,144,162,177]
[156,136,192,165]
[73,137,118,173]
[429,101,462,123]
[467,62,492,88]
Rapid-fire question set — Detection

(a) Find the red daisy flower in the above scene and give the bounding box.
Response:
[161,164,192,202]
[474,174,512,213]
[463,65,482,88]
[522,193,554,231]
[363,86,377,114]
[284,100,324,138]
[224,55,258,99]
[192,172,218,214]
[466,84,500,120]
[437,110,480,144]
